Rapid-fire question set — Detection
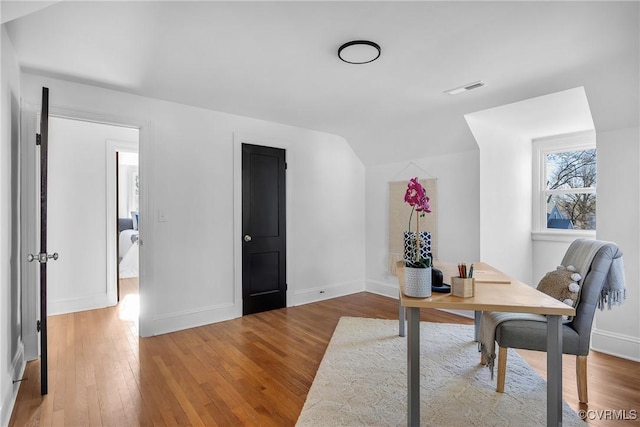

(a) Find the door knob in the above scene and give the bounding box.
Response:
[244,235,252,242]
[27,252,59,263]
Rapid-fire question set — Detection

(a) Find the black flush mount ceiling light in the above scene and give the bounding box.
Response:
[338,40,381,64]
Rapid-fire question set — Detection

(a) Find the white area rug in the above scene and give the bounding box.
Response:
[296,317,583,426]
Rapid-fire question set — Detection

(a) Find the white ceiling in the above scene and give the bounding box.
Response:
[466,87,595,141]
[0,1,58,24]
[3,1,639,165]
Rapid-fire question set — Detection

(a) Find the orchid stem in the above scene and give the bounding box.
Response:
[415,209,420,263]
[408,206,414,233]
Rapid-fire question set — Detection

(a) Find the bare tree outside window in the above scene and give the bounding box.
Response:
[545,149,596,230]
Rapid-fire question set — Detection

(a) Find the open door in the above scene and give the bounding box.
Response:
[27,87,58,395]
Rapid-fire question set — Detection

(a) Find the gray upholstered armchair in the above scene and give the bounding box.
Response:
[494,240,623,404]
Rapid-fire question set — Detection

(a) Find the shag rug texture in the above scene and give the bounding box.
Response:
[296,317,583,426]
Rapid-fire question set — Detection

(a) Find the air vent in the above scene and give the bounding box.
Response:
[444,81,486,95]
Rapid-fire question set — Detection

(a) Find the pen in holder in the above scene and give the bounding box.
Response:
[451,276,475,298]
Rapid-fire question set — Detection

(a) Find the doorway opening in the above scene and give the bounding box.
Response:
[115,150,140,321]
[45,117,139,316]
[21,102,148,365]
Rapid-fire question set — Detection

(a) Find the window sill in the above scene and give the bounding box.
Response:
[531,230,596,243]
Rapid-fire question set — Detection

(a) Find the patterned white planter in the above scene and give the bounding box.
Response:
[404,266,432,298]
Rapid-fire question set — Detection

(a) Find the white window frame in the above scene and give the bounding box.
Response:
[532,130,596,241]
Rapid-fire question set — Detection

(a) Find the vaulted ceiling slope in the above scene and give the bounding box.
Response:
[4,1,639,165]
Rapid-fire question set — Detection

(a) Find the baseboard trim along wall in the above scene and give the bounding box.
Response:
[48,293,113,316]
[291,280,365,306]
[365,279,397,299]
[151,302,237,336]
[591,328,640,362]
[1,345,25,427]
[145,280,366,336]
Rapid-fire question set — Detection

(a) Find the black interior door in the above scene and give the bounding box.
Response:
[241,144,286,315]
[28,87,56,395]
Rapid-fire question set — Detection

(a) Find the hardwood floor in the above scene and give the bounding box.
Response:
[9,287,639,426]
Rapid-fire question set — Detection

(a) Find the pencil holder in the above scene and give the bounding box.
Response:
[451,277,475,298]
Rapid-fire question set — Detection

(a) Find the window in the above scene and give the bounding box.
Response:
[533,131,596,234]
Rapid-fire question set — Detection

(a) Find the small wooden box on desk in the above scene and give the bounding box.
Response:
[451,277,474,298]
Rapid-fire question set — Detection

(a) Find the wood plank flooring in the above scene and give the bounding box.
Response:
[9,283,640,426]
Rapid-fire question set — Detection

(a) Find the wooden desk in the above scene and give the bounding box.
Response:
[398,262,575,427]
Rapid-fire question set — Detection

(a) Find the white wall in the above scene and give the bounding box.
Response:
[47,117,139,314]
[527,128,640,361]
[0,25,25,427]
[531,238,570,285]
[465,94,640,360]
[466,118,533,284]
[21,73,366,337]
[118,156,139,218]
[592,126,640,360]
[365,150,480,298]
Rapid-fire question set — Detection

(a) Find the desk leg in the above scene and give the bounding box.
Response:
[399,293,406,337]
[474,310,482,342]
[407,307,420,427]
[547,315,562,427]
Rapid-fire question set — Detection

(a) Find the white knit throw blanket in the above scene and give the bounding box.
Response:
[561,238,627,309]
[478,312,546,378]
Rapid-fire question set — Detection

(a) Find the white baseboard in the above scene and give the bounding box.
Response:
[147,280,365,336]
[365,279,398,298]
[1,344,25,427]
[48,293,114,316]
[291,280,365,306]
[591,328,640,362]
[150,302,237,336]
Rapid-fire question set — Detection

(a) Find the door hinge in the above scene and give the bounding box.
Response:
[27,252,59,263]
[36,320,41,332]
[285,162,288,170]
[36,133,41,146]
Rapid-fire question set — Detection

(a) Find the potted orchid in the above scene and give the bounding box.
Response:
[403,177,432,297]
